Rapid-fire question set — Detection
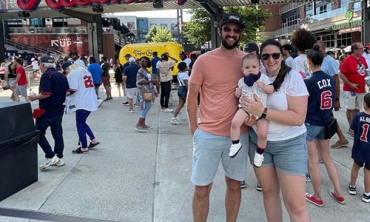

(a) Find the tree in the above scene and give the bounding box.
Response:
[182,6,272,48]
[181,9,211,47]
[151,27,175,43]
[145,25,158,43]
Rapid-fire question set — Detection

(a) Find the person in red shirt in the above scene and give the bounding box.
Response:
[339,42,368,135]
[11,58,29,102]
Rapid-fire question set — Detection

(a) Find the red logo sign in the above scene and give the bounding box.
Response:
[16,0,208,11]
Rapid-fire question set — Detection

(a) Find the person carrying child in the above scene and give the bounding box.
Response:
[348,93,370,203]
[229,53,274,167]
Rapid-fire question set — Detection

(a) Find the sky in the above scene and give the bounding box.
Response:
[109,9,191,22]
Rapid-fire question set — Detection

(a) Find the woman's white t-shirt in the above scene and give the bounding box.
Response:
[252,69,308,141]
[177,71,189,87]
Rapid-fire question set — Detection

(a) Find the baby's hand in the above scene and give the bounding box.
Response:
[235,88,242,98]
[256,82,265,89]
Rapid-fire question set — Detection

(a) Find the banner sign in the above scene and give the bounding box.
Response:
[16,0,208,11]
[338,26,361,35]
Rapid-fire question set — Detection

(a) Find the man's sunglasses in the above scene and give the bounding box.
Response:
[222,26,242,34]
[261,53,281,60]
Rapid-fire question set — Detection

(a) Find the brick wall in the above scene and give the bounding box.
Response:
[261,4,284,32]
[9,34,89,56]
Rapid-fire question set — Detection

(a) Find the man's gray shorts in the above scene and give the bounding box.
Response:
[191,128,249,186]
[14,84,28,97]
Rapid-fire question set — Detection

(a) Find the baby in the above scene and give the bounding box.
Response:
[229,53,274,167]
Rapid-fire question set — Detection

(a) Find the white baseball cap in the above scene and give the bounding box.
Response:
[128,57,136,63]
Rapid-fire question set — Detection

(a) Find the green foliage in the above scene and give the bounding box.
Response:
[145,25,158,43]
[182,9,212,47]
[151,27,175,43]
[182,6,272,48]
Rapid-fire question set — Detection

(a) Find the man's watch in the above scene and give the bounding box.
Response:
[257,107,268,121]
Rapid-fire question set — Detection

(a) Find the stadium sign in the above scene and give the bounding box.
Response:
[16,0,206,11]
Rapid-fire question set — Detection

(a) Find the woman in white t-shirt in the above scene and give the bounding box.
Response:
[244,39,310,221]
[63,62,100,154]
[170,62,189,125]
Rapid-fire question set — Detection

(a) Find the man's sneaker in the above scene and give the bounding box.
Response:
[134,125,147,133]
[305,173,311,182]
[229,142,242,158]
[256,182,262,191]
[144,125,153,130]
[128,108,134,113]
[240,180,246,189]
[39,156,59,170]
[362,193,370,203]
[122,101,129,106]
[305,193,324,207]
[254,152,264,167]
[170,117,179,125]
[348,184,357,195]
[331,140,349,149]
[163,108,173,113]
[329,190,346,204]
[55,158,65,167]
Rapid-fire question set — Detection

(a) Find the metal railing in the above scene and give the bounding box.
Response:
[5,39,64,57]
[279,2,307,15]
[8,27,87,34]
[273,24,301,37]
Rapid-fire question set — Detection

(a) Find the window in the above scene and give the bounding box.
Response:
[282,14,300,28]
[337,32,351,48]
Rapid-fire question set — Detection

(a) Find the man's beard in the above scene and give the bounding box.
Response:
[221,38,239,50]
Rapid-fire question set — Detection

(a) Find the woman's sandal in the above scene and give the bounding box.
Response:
[88,142,100,149]
[72,147,89,154]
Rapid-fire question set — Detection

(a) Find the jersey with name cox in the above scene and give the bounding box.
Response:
[304,70,335,126]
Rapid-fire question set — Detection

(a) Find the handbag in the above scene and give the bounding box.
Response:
[143,92,154,101]
[307,78,337,139]
[324,117,337,139]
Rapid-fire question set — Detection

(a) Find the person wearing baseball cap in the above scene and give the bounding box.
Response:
[188,12,250,221]
[28,54,70,170]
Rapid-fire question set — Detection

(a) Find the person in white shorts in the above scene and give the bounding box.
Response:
[230,53,274,168]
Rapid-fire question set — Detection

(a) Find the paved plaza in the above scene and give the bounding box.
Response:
[0,75,369,222]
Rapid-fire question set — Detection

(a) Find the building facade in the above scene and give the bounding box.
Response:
[261,0,363,49]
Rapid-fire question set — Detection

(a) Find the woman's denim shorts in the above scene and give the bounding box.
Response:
[177,86,187,99]
[249,130,307,176]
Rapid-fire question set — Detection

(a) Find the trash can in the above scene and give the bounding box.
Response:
[0,102,39,201]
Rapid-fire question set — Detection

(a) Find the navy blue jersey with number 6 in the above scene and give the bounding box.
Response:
[304,70,335,126]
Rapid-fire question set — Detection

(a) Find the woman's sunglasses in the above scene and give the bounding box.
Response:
[261,53,281,60]
[222,26,242,34]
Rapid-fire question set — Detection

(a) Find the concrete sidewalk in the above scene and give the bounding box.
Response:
[0,82,369,222]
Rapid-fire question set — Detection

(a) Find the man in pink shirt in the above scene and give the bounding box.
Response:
[187,13,253,221]
[11,58,29,102]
